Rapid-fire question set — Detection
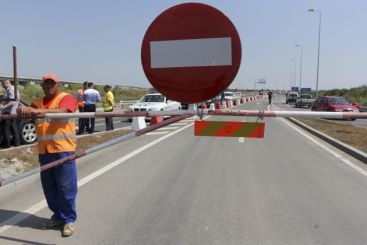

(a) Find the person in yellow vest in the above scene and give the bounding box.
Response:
[17,73,78,237]
[103,85,114,131]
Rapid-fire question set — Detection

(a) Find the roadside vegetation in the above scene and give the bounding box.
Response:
[316,85,367,106]
[5,83,150,104]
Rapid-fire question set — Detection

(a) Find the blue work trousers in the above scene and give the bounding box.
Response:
[39,152,78,224]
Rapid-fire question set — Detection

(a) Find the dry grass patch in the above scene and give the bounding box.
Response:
[299,118,367,153]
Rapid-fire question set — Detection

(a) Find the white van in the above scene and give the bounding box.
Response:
[286,91,299,104]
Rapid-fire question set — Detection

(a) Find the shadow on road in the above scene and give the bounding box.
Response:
[0,209,49,230]
[0,235,55,245]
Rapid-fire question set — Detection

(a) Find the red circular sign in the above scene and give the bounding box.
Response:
[141,3,242,103]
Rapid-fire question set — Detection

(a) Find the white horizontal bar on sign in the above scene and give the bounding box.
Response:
[150,37,232,68]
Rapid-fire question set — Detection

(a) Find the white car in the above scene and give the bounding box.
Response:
[128,93,181,120]
[223,91,241,101]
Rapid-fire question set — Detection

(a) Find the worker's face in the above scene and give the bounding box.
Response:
[42,79,60,98]
[1,82,10,90]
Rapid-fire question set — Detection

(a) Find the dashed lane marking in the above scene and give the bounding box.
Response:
[156,127,179,130]
[170,123,189,126]
[146,131,170,135]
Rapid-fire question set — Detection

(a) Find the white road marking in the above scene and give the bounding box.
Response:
[238,137,245,143]
[156,127,178,130]
[170,123,188,126]
[146,131,170,135]
[0,119,198,234]
[269,104,367,179]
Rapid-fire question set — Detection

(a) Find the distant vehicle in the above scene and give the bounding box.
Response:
[286,91,299,104]
[295,94,315,108]
[0,98,37,145]
[223,91,241,101]
[127,93,181,121]
[202,94,222,108]
[311,96,359,120]
[223,91,235,101]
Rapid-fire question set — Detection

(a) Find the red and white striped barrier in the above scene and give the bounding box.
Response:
[1,108,366,121]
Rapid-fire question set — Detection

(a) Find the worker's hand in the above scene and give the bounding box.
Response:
[0,104,4,109]
[17,106,42,117]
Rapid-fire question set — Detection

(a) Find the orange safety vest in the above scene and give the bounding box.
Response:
[76,89,85,109]
[33,92,77,154]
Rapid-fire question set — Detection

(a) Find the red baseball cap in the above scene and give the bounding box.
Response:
[42,73,60,83]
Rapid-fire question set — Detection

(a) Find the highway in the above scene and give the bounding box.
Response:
[1,98,367,244]
[76,108,131,133]
[274,95,367,129]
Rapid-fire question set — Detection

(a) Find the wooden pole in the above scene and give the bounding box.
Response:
[12,45,18,101]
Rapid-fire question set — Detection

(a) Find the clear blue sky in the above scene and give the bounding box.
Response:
[1,0,366,90]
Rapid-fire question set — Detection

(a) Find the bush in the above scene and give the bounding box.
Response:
[317,85,367,106]
[21,84,43,103]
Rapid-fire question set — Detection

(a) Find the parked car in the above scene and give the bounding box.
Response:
[285,91,299,104]
[0,98,37,145]
[311,96,359,120]
[223,91,241,101]
[295,94,315,108]
[127,93,181,121]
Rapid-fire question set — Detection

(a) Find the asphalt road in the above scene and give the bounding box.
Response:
[1,98,367,244]
[76,109,131,133]
[273,95,367,129]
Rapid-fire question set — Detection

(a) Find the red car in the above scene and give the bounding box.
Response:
[311,96,360,119]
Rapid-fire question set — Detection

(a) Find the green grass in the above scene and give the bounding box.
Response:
[314,85,367,106]
[12,84,150,104]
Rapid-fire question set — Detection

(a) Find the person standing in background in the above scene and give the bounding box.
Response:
[103,85,114,131]
[76,82,89,135]
[0,80,20,148]
[83,82,100,134]
[267,90,273,105]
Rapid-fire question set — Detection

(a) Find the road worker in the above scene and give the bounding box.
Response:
[103,84,114,131]
[17,73,78,237]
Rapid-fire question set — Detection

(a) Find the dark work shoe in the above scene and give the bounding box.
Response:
[42,219,63,230]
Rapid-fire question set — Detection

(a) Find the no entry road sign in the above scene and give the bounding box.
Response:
[141,3,242,103]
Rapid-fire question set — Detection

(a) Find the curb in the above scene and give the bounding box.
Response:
[286,117,367,164]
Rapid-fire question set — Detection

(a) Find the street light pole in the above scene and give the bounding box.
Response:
[290,58,297,88]
[295,44,303,94]
[308,9,322,97]
[288,66,293,89]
